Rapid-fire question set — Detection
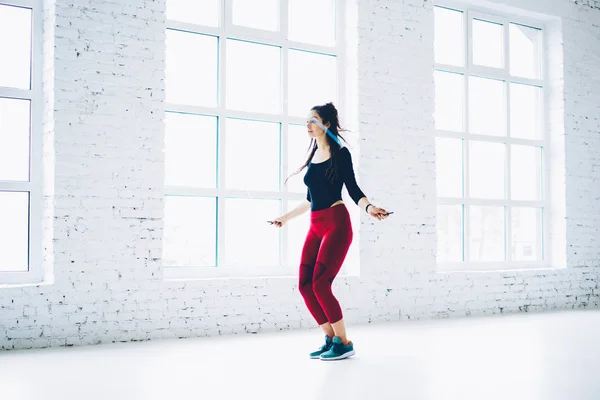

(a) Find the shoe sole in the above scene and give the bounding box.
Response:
[309,354,321,359]
[320,350,355,361]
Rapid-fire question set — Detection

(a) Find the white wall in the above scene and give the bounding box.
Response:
[1,0,599,350]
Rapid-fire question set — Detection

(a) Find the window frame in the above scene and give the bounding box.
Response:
[164,0,351,279]
[434,3,550,272]
[0,0,43,285]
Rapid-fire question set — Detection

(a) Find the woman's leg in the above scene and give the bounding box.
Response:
[312,213,353,343]
[331,319,349,344]
[298,228,329,326]
[319,322,335,338]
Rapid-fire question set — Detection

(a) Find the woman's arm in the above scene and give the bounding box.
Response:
[282,199,311,222]
[270,199,311,227]
[339,147,367,206]
[340,148,391,220]
[357,196,370,212]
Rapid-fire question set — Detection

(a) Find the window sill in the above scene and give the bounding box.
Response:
[0,280,53,290]
[437,261,566,274]
[163,265,360,281]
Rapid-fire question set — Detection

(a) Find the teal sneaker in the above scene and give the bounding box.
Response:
[309,335,333,359]
[320,336,355,361]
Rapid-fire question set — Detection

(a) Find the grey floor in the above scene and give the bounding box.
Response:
[2,309,600,400]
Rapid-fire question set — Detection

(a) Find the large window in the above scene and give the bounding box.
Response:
[434,5,547,270]
[0,0,42,284]
[164,0,353,278]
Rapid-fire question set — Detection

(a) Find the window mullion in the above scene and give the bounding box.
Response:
[538,205,544,261]
[217,26,227,268]
[226,27,285,45]
[505,145,512,262]
[503,16,510,73]
[167,20,222,37]
[280,124,288,267]
[216,121,226,269]
[0,180,35,192]
[164,103,220,117]
[463,12,470,262]
[540,26,549,264]
[434,63,467,75]
[223,0,232,30]
[502,15,511,276]
[279,0,289,267]
[0,87,32,100]
[336,0,346,113]
[0,0,34,8]
[218,29,227,110]
[505,21,512,261]
[466,10,473,69]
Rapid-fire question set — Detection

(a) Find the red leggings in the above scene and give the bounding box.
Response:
[299,204,353,325]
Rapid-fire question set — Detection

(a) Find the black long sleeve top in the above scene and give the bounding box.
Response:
[304,147,366,211]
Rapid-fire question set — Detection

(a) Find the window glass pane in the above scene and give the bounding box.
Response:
[510,83,541,140]
[511,145,542,201]
[434,7,464,66]
[165,113,217,188]
[435,137,463,198]
[469,206,505,262]
[511,207,540,262]
[225,118,280,191]
[472,19,504,69]
[0,98,30,182]
[233,0,279,31]
[226,40,281,114]
[287,200,310,267]
[287,124,312,193]
[434,71,464,132]
[163,196,217,267]
[288,50,337,117]
[469,76,505,136]
[289,0,335,46]
[166,30,218,107]
[224,198,280,266]
[0,191,29,272]
[166,0,220,27]
[0,5,31,89]
[510,23,541,79]
[469,141,505,199]
[437,205,463,263]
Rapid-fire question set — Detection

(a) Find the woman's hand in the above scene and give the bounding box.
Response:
[367,205,392,221]
[267,202,309,228]
[268,216,287,228]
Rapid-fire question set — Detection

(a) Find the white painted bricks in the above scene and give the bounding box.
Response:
[1,0,599,350]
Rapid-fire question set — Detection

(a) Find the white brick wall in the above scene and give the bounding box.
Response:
[570,0,600,9]
[1,0,599,350]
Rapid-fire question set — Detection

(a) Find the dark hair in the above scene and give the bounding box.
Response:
[285,102,348,185]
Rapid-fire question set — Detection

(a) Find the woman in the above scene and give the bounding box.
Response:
[270,102,391,361]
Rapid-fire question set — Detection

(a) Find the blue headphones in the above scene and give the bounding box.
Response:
[310,117,341,145]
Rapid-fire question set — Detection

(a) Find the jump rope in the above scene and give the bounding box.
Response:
[265,117,393,226]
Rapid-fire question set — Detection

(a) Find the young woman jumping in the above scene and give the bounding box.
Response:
[270,102,391,361]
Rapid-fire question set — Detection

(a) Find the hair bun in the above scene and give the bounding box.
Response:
[324,102,338,115]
